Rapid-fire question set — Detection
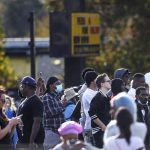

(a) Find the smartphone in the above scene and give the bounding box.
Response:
[18,114,23,118]
[39,72,43,78]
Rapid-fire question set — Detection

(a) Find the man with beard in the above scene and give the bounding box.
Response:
[17,76,44,150]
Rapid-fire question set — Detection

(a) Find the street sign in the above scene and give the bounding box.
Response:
[71,13,101,56]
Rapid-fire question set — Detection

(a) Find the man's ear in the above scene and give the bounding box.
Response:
[100,82,103,88]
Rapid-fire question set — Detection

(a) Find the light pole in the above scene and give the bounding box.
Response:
[28,12,36,79]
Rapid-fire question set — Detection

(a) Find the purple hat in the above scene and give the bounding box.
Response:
[21,76,36,87]
[58,121,83,136]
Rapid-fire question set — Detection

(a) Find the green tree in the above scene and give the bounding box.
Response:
[2,0,45,37]
[0,22,18,88]
[44,0,150,75]
[86,0,150,76]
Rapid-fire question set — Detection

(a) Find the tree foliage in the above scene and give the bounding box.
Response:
[85,0,150,76]
[1,0,150,77]
[0,22,18,88]
[44,0,150,75]
[2,0,45,37]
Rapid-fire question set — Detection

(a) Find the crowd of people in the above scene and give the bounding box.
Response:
[0,67,150,150]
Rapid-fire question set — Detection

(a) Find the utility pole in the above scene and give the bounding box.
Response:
[64,0,86,87]
[28,12,36,79]
[49,0,86,87]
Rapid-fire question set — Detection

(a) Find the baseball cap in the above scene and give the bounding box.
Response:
[21,76,36,87]
[114,68,131,79]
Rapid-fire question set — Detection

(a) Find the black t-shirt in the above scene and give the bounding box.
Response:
[71,100,81,122]
[17,95,45,144]
[0,115,11,149]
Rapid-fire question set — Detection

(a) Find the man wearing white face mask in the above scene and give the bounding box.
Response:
[42,76,65,150]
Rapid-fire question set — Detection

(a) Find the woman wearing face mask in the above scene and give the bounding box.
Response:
[42,76,65,150]
[0,93,21,149]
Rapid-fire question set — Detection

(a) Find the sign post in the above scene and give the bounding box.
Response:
[71,13,101,56]
[28,12,36,79]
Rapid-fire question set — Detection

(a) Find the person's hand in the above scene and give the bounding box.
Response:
[61,95,67,106]
[9,116,21,127]
[101,125,106,131]
[36,77,46,95]
[37,77,45,88]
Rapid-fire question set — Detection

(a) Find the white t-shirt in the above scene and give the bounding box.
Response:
[104,136,145,150]
[128,88,136,101]
[78,83,87,115]
[82,88,97,129]
[103,120,147,143]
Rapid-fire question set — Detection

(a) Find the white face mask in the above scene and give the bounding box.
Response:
[55,84,63,93]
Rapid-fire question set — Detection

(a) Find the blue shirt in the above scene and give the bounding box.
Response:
[64,102,75,121]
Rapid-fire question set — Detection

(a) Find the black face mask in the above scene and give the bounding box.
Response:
[18,89,25,99]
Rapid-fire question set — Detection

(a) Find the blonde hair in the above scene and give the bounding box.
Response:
[5,95,17,112]
[0,85,6,94]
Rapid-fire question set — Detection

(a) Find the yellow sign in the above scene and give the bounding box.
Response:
[71,13,101,56]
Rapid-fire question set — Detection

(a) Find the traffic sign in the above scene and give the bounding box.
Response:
[71,13,101,56]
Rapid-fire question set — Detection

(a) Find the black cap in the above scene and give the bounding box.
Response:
[114,68,131,79]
